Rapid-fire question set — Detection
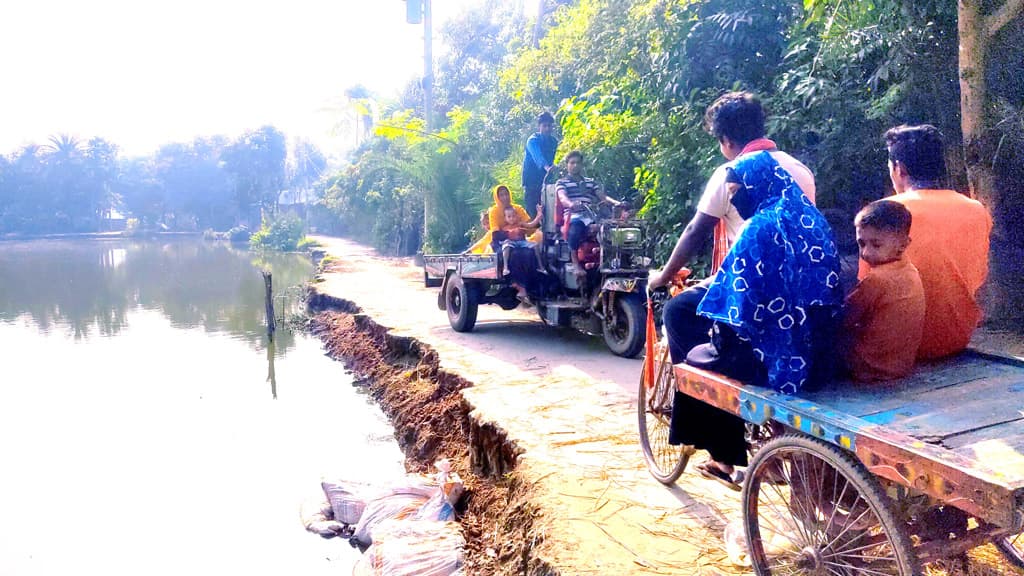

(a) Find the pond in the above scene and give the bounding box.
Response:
[0,238,404,575]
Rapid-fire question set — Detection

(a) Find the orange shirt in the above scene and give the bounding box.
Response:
[859,189,992,359]
[844,258,926,381]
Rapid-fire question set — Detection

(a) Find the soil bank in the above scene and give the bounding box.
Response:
[306,236,1021,576]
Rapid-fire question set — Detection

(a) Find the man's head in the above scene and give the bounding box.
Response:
[537,111,555,135]
[496,185,511,206]
[704,91,766,160]
[854,200,913,267]
[565,150,584,176]
[885,124,946,193]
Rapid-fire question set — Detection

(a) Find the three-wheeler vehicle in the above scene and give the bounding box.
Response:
[639,326,1024,575]
[423,175,652,358]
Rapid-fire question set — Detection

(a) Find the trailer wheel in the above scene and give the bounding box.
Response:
[602,294,645,358]
[424,270,442,288]
[743,434,917,576]
[446,275,478,332]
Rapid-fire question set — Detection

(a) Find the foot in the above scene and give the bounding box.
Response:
[697,461,742,491]
[516,291,533,308]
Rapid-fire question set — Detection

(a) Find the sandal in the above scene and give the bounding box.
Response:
[697,461,742,491]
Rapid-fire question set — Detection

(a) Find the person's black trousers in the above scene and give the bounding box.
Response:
[663,284,712,364]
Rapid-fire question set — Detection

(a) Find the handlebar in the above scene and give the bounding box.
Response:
[647,268,692,301]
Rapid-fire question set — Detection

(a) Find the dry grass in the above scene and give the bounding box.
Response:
[922,544,1024,576]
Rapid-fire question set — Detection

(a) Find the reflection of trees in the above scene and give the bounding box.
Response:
[0,239,312,354]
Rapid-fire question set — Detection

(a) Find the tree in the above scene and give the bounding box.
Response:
[285,139,327,206]
[958,0,1024,322]
[82,137,119,230]
[118,157,165,227]
[223,126,287,226]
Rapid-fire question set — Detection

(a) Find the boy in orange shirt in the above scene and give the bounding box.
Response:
[843,200,926,381]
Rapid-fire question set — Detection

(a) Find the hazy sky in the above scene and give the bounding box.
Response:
[0,0,507,158]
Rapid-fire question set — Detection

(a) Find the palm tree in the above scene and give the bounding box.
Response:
[44,133,84,161]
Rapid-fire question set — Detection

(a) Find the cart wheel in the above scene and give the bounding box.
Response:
[995,533,1024,568]
[742,434,917,576]
[603,294,645,358]
[637,346,690,484]
[446,275,478,332]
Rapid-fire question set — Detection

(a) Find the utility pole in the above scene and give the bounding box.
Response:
[422,0,433,249]
[423,0,433,132]
[403,0,434,254]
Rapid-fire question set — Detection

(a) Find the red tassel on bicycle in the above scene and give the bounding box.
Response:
[643,296,656,389]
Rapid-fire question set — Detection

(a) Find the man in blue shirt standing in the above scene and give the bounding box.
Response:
[521,111,559,218]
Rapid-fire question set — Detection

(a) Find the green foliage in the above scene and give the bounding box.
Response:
[0,136,118,233]
[320,0,1022,266]
[249,213,306,252]
[223,126,288,224]
[1,128,324,236]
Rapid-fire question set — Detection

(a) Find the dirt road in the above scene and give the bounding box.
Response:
[315,238,645,394]
[310,236,1019,576]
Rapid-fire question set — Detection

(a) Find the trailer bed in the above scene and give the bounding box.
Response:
[670,349,1024,528]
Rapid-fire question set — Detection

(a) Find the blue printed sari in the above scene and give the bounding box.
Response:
[697,152,841,393]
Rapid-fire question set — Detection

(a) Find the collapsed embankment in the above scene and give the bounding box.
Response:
[307,291,559,576]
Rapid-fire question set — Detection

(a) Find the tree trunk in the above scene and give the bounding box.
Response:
[959,0,993,207]
[533,0,547,47]
[958,0,1024,325]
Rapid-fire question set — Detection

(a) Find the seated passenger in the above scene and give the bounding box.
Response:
[487,185,540,250]
[499,205,543,276]
[669,151,842,489]
[555,150,621,281]
[465,209,493,254]
[842,200,925,381]
[874,125,992,359]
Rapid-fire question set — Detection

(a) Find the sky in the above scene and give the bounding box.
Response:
[0,0,517,159]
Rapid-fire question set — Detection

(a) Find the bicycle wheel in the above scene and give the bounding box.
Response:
[742,434,917,575]
[637,345,690,484]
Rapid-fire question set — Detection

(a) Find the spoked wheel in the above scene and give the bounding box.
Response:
[637,345,691,484]
[742,435,917,575]
[995,532,1024,568]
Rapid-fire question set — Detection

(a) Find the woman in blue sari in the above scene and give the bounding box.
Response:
[670,151,842,488]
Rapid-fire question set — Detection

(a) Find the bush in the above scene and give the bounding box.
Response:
[297,236,320,250]
[249,213,305,251]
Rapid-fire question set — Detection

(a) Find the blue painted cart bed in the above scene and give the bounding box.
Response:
[639,342,1024,574]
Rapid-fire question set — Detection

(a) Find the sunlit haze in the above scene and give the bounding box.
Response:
[0,0,498,158]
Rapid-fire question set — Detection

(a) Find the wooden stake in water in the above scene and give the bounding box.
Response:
[262,270,275,341]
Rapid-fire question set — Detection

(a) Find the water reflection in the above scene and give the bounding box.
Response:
[0,238,312,354]
[268,340,278,399]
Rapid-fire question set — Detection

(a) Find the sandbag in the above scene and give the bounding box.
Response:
[366,519,465,576]
[352,459,464,546]
[322,479,373,525]
[353,492,430,545]
[300,497,348,538]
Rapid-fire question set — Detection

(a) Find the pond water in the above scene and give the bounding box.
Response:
[0,238,405,575]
